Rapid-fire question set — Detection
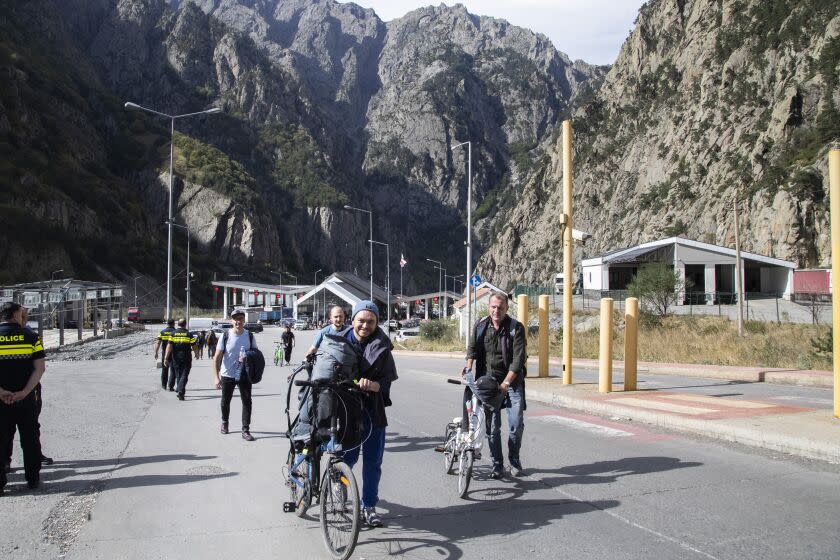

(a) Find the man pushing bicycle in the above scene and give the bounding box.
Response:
[463,291,527,479]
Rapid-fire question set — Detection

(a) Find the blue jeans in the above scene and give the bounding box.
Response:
[485,382,525,467]
[343,413,386,509]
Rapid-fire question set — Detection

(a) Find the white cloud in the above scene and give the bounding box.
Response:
[339,0,647,65]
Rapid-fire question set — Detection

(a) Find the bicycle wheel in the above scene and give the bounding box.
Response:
[286,448,311,517]
[457,448,474,499]
[443,426,457,474]
[320,461,360,560]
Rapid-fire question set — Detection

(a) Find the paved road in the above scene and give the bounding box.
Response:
[3,327,839,559]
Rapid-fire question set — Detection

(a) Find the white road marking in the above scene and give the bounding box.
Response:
[535,415,633,437]
[610,397,717,414]
[660,394,773,409]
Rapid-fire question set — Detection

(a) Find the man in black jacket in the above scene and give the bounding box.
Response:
[339,300,398,528]
[163,319,198,401]
[465,291,527,479]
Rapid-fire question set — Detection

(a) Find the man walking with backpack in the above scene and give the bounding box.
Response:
[212,309,258,441]
[464,291,527,479]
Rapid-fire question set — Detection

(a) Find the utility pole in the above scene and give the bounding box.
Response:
[734,188,744,337]
[562,120,574,384]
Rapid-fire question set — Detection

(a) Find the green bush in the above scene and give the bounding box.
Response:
[420,319,454,341]
[627,264,683,316]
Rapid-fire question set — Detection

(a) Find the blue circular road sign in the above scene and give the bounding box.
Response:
[470,274,481,287]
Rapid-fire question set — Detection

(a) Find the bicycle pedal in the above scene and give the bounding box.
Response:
[282,502,296,513]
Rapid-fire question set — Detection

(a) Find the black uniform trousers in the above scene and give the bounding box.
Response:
[161,361,176,390]
[172,358,191,395]
[0,392,41,487]
[3,384,44,465]
[220,376,252,430]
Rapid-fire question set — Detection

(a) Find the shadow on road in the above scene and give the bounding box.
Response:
[354,454,701,558]
[385,432,441,454]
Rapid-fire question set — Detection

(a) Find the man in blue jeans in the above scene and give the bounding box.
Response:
[339,301,397,528]
[465,291,527,479]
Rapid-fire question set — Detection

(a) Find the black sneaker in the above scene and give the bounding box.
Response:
[27,479,40,490]
[220,422,229,434]
[177,392,185,401]
[241,430,255,442]
[362,507,383,527]
[489,465,504,479]
[41,455,54,466]
[509,458,523,476]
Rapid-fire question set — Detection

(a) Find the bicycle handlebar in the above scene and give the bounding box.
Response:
[447,379,462,385]
[294,378,363,392]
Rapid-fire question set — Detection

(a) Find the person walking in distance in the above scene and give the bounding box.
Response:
[163,319,199,401]
[339,301,398,527]
[0,302,47,493]
[305,305,345,358]
[212,309,257,441]
[206,329,218,359]
[154,319,176,390]
[464,291,527,479]
[196,330,206,360]
[280,325,295,366]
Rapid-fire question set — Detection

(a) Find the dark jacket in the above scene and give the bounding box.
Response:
[467,315,526,388]
[339,326,398,427]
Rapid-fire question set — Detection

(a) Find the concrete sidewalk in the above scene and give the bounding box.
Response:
[394,350,840,464]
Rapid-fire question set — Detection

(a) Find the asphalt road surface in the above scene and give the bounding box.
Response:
[2,326,839,559]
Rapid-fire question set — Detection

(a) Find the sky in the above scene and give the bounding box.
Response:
[340,0,648,65]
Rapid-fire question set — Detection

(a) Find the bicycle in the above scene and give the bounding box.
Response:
[273,341,286,366]
[440,373,486,498]
[282,361,364,560]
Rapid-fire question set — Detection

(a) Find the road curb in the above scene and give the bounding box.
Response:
[525,388,840,464]
[391,350,833,388]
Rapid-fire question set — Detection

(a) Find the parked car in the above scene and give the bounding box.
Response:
[293,319,308,330]
[245,322,263,333]
[395,329,420,343]
[387,319,400,330]
[216,322,233,330]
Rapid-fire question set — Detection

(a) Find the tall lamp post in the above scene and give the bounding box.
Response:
[370,240,390,330]
[451,140,472,349]
[426,258,443,318]
[124,101,221,321]
[344,205,374,300]
[132,275,141,307]
[314,268,323,323]
[167,221,192,325]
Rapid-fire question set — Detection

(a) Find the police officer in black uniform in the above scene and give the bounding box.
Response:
[163,319,198,401]
[154,319,176,390]
[0,302,46,493]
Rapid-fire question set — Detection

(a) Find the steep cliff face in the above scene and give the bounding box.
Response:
[479,0,840,287]
[1,0,604,294]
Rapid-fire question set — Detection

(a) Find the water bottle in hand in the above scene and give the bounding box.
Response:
[239,346,246,363]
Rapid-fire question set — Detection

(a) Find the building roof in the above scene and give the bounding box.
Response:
[581,237,796,269]
[296,272,390,306]
[211,280,311,294]
[452,281,506,309]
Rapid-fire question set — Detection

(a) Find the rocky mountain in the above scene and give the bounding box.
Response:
[0,0,601,298]
[479,0,840,287]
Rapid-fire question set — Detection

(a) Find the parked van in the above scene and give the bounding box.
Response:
[188,317,216,331]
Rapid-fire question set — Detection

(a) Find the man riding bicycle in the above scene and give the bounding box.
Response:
[464,291,527,479]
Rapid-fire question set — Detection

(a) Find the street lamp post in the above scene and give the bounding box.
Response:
[370,240,390,331]
[132,275,141,307]
[426,258,443,318]
[124,101,221,322]
[314,268,322,322]
[167,221,191,325]
[344,205,374,300]
[452,140,472,349]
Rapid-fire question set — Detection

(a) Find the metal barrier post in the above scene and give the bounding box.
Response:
[538,295,549,378]
[624,297,638,391]
[598,298,613,393]
[77,299,83,341]
[517,293,528,331]
[37,304,44,341]
[58,303,64,346]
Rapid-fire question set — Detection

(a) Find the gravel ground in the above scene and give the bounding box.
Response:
[47,331,157,362]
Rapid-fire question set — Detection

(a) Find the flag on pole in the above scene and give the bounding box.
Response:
[400,254,407,268]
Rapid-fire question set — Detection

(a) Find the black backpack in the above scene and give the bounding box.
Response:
[222,330,265,384]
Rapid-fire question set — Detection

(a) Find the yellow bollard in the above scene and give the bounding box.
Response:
[599,298,613,393]
[624,297,639,391]
[517,293,528,327]
[538,295,549,377]
[830,149,840,419]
